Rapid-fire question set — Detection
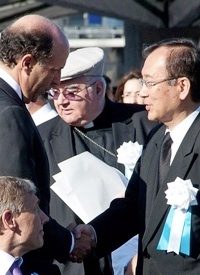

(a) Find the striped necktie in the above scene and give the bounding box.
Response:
[10,259,22,275]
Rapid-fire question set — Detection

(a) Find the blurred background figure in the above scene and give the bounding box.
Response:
[103,74,115,102]
[115,70,144,105]
[27,93,58,126]
[0,176,48,274]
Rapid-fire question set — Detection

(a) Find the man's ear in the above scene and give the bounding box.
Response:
[21,54,35,74]
[96,80,105,98]
[1,210,17,230]
[178,77,190,100]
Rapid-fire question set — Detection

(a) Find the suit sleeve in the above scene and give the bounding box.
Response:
[90,159,141,256]
[0,105,38,178]
[0,105,73,262]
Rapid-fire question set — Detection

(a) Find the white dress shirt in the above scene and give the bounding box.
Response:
[0,250,22,275]
[169,107,200,164]
[0,68,22,100]
[31,102,58,126]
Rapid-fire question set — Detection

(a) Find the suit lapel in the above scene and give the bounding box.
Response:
[142,127,165,225]
[0,77,45,149]
[0,78,24,106]
[142,114,200,250]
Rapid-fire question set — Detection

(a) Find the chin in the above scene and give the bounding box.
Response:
[148,113,157,121]
[62,116,78,125]
[35,239,44,249]
[23,97,31,104]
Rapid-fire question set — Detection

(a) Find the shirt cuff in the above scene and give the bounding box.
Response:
[69,232,75,253]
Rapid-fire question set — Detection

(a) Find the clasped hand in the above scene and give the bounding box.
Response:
[70,224,96,263]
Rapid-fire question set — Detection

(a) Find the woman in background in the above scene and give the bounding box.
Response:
[115,70,144,105]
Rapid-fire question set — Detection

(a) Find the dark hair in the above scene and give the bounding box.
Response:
[115,69,142,102]
[143,38,200,102]
[0,28,53,67]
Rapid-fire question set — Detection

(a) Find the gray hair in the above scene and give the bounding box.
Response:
[0,176,36,216]
[86,75,106,91]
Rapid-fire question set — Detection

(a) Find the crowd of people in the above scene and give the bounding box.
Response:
[0,12,200,275]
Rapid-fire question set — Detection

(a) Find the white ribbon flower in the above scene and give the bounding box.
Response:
[165,177,198,211]
[117,141,143,180]
[162,177,198,254]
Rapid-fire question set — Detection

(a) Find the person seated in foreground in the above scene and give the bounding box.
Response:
[0,176,49,274]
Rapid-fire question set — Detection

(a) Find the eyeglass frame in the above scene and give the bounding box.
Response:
[48,81,97,100]
[139,77,178,89]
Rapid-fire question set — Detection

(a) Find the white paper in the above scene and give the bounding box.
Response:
[51,151,128,223]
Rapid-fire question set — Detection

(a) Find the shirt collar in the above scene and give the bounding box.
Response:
[0,250,22,275]
[83,122,94,129]
[166,107,200,163]
[0,68,22,100]
[168,106,200,143]
[31,102,58,126]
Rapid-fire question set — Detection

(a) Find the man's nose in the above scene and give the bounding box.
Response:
[40,209,49,225]
[139,84,148,98]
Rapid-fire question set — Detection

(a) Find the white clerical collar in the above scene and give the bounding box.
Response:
[83,122,94,129]
[0,68,22,100]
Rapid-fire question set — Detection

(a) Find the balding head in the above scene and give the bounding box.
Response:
[11,14,67,44]
[0,14,69,67]
[11,14,55,29]
[0,14,69,103]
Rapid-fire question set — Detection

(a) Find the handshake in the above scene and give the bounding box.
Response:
[69,224,96,263]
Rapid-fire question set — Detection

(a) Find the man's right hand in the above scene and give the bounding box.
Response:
[70,224,96,262]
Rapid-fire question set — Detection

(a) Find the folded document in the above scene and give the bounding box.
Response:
[51,151,127,223]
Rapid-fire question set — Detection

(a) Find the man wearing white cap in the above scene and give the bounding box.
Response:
[34,47,157,275]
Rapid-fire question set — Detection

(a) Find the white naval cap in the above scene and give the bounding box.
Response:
[61,47,104,81]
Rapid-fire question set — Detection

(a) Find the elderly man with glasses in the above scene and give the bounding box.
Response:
[28,47,156,275]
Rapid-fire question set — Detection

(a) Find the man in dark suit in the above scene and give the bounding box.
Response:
[0,14,92,275]
[34,47,157,275]
[74,38,200,274]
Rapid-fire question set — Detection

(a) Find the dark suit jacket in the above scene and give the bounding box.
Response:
[90,115,200,275]
[0,78,72,275]
[37,99,157,275]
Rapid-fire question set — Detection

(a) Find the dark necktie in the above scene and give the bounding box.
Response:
[158,132,173,188]
[10,259,22,275]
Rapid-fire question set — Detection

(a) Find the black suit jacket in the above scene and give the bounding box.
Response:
[0,78,72,274]
[90,116,200,275]
[37,99,157,275]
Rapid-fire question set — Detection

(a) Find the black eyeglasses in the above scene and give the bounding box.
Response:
[139,77,177,89]
[48,81,96,101]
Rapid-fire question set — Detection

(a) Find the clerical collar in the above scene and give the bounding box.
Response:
[83,122,94,129]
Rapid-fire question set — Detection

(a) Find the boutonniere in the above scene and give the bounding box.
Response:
[157,177,198,256]
[117,141,143,180]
